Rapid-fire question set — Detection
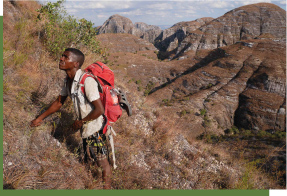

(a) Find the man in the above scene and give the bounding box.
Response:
[30,48,112,189]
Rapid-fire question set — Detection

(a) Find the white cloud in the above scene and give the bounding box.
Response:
[66,1,133,10]
[43,0,285,26]
[146,3,172,10]
[97,14,109,18]
[65,2,105,9]
[67,8,78,14]
[209,1,230,8]
[241,0,271,5]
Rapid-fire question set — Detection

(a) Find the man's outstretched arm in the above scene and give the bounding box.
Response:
[30,95,67,127]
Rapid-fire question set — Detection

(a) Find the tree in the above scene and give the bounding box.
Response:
[37,0,100,58]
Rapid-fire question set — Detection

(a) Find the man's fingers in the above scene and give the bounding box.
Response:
[30,123,38,127]
[30,119,42,127]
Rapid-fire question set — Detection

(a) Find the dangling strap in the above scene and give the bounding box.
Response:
[106,125,117,169]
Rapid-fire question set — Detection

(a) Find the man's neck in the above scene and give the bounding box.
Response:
[66,68,79,80]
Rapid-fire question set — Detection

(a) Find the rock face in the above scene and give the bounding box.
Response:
[175,3,286,57]
[147,39,286,133]
[233,41,286,131]
[134,22,162,43]
[97,14,162,43]
[155,17,214,52]
[97,14,135,34]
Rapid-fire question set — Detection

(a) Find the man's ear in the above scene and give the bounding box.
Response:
[74,61,80,69]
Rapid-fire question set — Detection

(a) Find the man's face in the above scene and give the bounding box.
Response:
[59,51,78,70]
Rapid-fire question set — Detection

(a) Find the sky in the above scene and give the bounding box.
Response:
[36,0,287,29]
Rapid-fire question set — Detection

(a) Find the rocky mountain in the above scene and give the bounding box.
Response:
[97,14,162,43]
[97,3,286,61]
[175,3,286,58]
[97,14,134,34]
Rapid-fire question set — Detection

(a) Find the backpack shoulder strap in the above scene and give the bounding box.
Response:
[79,72,103,95]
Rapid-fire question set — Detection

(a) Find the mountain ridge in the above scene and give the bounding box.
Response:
[97,2,286,60]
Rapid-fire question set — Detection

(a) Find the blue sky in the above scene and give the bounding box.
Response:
[40,0,286,28]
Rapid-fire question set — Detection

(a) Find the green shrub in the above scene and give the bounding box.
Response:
[161,99,173,106]
[230,126,239,135]
[273,131,286,140]
[180,110,187,117]
[37,0,101,59]
[200,109,206,116]
[144,81,155,96]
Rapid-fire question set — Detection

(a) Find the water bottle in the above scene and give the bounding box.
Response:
[110,89,119,106]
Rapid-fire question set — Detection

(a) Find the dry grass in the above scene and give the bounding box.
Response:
[3,0,104,189]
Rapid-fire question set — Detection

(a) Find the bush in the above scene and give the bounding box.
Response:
[37,0,101,59]
[180,110,187,117]
[144,81,155,96]
[200,109,206,116]
[273,131,286,140]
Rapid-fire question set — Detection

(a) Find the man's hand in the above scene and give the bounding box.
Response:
[29,95,67,128]
[30,118,43,127]
[72,120,84,130]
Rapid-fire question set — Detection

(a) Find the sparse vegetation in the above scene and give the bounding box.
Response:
[161,99,173,106]
[144,81,155,96]
[197,126,286,187]
[200,109,207,116]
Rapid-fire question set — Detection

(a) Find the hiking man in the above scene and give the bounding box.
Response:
[30,48,112,189]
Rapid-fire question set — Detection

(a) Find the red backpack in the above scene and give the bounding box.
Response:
[79,61,122,134]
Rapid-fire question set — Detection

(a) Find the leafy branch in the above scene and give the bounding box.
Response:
[37,0,101,58]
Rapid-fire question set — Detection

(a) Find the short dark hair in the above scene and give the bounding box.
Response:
[65,48,85,67]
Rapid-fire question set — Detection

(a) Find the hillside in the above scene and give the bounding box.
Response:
[3,0,286,190]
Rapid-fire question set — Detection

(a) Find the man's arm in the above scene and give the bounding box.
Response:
[72,98,104,130]
[30,95,68,127]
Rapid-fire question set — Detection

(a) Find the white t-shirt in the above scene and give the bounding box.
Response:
[60,69,104,138]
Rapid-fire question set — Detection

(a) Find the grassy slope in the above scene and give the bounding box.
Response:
[3,1,285,190]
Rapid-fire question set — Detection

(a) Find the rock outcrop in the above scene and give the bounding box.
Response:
[175,3,286,58]
[155,17,214,53]
[145,38,286,133]
[134,22,162,43]
[97,14,162,43]
[97,14,135,34]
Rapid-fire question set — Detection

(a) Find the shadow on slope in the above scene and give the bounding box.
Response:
[148,48,228,95]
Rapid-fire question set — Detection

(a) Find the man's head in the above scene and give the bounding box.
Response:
[64,48,85,67]
[59,48,85,71]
